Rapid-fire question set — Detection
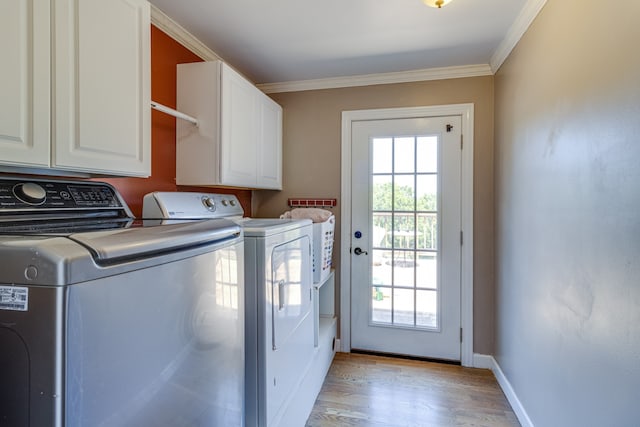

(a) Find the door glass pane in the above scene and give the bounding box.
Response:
[373,175,392,211]
[393,214,415,250]
[393,288,414,326]
[372,287,392,323]
[393,175,414,211]
[373,138,393,173]
[417,213,438,250]
[394,137,414,173]
[416,175,437,211]
[416,252,437,289]
[372,215,391,248]
[392,252,415,286]
[416,290,437,328]
[370,135,440,330]
[372,250,392,286]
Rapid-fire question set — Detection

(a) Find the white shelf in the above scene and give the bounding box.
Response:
[313,269,335,347]
[313,271,333,290]
[319,316,337,346]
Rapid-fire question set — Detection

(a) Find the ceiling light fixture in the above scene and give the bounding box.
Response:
[422,0,454,8]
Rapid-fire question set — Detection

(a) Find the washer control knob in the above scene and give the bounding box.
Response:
[14,183,47,205]
[202,197,216,211]
[229,199,237,207]
[221,200,228,207]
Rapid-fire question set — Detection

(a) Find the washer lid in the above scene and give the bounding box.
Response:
[0,219,242,286]
[69,219,241,264]
[236,218,312,237]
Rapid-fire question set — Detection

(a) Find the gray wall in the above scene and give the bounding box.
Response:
[494,0,640,425]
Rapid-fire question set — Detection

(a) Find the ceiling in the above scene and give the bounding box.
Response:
[149,0,531,86]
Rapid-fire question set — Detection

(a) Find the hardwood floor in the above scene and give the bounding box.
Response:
[306,352,520,427]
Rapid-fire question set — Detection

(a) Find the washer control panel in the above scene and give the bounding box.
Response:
[0,178,123,210]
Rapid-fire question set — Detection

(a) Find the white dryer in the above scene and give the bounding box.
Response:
[143,192,315,427]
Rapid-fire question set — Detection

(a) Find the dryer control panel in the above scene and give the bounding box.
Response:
[143,192,244,219]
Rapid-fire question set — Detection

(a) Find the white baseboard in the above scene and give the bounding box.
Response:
[473,354,534,427]
[472,353,495,370]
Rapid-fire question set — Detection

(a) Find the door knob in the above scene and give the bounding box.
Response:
[353,247,368,255]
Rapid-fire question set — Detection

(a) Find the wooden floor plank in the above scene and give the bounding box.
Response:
[306,353,520,427]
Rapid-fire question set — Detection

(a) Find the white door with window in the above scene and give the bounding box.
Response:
[350,115,462,361]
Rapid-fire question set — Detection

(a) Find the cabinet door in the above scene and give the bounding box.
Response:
[53,0,151,177]
[257,94,283,190]
[220,63,258,187]
[0,0,50,168]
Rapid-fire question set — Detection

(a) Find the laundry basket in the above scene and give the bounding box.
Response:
[313,215,335,284]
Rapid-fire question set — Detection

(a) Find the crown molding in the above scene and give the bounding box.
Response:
[257,64,493,94]
[150,5,220,61]
[151,0,545,93]
[490,0,548,73]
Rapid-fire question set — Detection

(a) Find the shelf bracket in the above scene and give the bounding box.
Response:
[150,101,198,126]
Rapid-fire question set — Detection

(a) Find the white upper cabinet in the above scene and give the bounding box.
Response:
[220,64,260,188]
[0,0,151,177]
[176,61,283,190]
[0,0,50,168]
[53,0,151,176]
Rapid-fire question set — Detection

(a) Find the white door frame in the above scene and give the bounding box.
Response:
[340,103,474,367]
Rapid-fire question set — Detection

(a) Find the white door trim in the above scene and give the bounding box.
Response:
[340,104,474,367]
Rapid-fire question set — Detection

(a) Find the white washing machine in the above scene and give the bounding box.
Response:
[143,192,315,427]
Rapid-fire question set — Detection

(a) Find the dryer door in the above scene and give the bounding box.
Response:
[270,235,312,351]
[267,233,313,425]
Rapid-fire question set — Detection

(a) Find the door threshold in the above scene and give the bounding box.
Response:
[350,348,461,366]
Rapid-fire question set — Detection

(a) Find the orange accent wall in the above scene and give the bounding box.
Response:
[100,25,252,217]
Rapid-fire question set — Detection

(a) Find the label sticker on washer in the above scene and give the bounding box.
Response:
[0,286,29,311]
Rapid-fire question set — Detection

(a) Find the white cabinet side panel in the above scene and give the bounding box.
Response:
[176,61,222,185]
[257,95,283,190]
